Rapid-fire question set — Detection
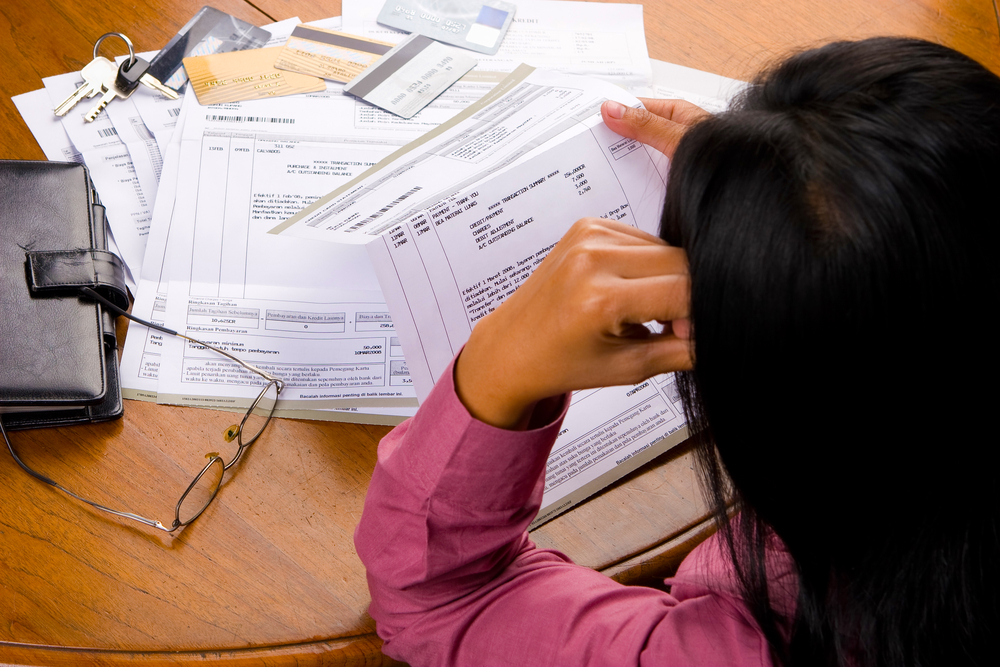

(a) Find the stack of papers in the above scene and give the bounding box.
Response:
[14,0,744,521]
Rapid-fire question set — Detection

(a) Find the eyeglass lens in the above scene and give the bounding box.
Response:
[174,380,280,525]
[177,457,225,525]
[238,380,281,448]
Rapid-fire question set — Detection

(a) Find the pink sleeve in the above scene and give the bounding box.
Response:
[354,356,795,666]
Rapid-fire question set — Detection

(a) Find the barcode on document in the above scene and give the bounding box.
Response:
[206,115,296,124]
[168,108,181,117]
[348,186,423,232]
[98,127,118,138]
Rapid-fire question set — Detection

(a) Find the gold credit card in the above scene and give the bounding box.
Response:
[184,47,326,105]
[274,25,394,83]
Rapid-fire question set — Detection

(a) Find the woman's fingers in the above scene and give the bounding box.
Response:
[550,219,686,278]
[601,98,710,158]
[569,243,688,281]
[638,98,712,127]
[669,318,692,340]
[559,216,666,247]
[533,220,690,340]
[454,217,693,428]
[618,333,694,375]
[584,329,693,385]
[606,274,690,327]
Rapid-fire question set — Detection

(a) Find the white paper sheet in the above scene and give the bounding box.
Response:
[343,0,652,88]
[649,58,746,113]
[367,108,667,397]
[106,94,164,186]
[118,93,189,401]
[157,280,417,411]
[43,72,158,285]
[273,65,655,244]
[120,84,423,413]
[117,17,434,421]
[364,118,688,525]
[12,89,84,163]
[131,88,185,155]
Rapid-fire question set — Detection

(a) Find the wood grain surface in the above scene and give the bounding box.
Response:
[1,0,997,665]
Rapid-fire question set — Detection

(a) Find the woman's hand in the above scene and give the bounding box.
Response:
[601,98,710,158]
[454,218,692,430]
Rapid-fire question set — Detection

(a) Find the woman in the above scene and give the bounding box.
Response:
[355,38,999,666]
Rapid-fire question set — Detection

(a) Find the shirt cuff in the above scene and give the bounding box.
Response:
[379,351,570,512]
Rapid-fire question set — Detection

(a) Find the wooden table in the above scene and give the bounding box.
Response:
[1,1,997,665]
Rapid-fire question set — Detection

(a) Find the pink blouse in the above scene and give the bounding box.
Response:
[355,357,798,666]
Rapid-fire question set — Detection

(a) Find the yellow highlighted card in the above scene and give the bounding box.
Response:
[184,47,326,105]
[275,25,394,83]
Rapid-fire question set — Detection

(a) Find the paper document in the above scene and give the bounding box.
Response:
[273,65,658,244]
[343,0,652,87]
[360,96,687,524]
[119,83,422,414]
[649,59,746,113]
[42,72,160,285]
[155,280,416,411]
[117,17,446,423]
[367,95,667,396]
[12,89,84,164]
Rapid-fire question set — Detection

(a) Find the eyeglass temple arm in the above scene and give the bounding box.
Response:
[1,417,173,532]
[78,287,281,383]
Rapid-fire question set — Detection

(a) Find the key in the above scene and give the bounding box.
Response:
[84,67,134,122]
[53,56,118,116]
[115,56,179,100]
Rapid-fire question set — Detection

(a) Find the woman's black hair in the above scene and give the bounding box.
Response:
[660,37,1000,666]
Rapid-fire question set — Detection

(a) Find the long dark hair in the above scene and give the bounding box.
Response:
[661,37,1000,666]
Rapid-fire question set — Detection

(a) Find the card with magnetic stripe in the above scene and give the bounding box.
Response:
[275,26,396,83]
[344,33,477,119]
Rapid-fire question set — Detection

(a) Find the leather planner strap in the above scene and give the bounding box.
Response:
[27,248,129,311]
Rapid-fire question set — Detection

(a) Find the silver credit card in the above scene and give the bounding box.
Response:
[344,33,477,119]
[378,0,516,56]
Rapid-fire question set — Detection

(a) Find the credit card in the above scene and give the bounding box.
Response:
[377,0,516,56]
[344,33,477,119]
[274,25,395,83]
[148,6,272,90]
[184,47,326,105]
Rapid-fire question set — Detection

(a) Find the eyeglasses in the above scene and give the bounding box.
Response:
[1,287,284,533]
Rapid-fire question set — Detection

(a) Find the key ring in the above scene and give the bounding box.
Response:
[93,32,136,70]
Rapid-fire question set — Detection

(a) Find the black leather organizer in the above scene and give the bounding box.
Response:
[1,160,128,430]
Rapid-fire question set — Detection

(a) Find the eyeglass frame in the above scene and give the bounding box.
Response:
[0,287,285,533]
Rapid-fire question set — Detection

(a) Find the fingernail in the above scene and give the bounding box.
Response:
[605,101,625,120]
[673,318,692,340]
